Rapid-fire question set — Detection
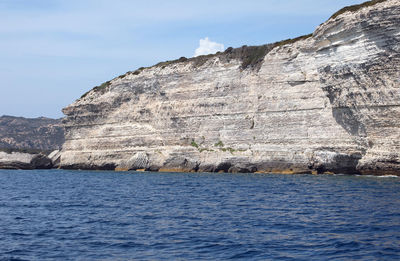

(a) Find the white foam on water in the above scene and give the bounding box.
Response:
[354,175,399,178]
[377,175,399,178]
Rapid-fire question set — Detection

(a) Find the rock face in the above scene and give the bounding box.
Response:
[61,0,400,175]
[0,116,64,151]
[48,150,61,168]
[0,151,52,169]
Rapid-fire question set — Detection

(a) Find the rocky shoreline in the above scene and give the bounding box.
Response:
[0,149,398,176]
[0,151,53,170]
[0,149,61,170]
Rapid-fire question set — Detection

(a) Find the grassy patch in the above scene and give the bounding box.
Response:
[188,139,246,154]
[220,147,236,154]
[132,67,145,75]
[93,81,111,93]
[153,57,188,70]
[214,140,224,147]
[199,148,214,153]
[190,141,199,148]
[274,34,313,48]
[240,45,274,70]
[330,0,387,20]
[81,80,111,99]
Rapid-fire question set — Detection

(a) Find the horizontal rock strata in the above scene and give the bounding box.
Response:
[0,151,52,170]
[61,0,400,175]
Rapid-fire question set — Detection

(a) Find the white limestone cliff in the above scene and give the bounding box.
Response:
[61,0,400,175]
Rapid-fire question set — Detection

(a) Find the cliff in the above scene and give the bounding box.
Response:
[0,151,52,169]
[0,115,64,152]
[61,0,400,175]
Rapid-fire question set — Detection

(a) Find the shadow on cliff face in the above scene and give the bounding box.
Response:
[317,3,400,174]
[319,62,399,174]
[331,107,366,137]
[308,151,363,174]
[317,4,398,140]
[318,65,368,173]
[320,65,368,137]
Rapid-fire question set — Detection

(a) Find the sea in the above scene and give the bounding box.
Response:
[0,170,399,260]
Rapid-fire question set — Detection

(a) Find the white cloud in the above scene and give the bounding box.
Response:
[194,37,224,57]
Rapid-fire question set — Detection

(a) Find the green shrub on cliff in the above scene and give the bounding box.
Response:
[240,45,273,70]
[274,34,313,48]
[214,141,224,147]
[190,141,199,148]
[330,0,387,20]
[80,81,111,98]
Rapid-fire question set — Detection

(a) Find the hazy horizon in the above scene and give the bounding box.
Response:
[1,0,366,119]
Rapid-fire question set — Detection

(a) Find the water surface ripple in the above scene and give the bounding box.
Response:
[0,170,399,260]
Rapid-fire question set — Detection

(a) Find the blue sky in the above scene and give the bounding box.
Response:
[0,0,365,118]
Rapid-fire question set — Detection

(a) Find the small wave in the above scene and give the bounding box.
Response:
[355,175,398,178]
[334,241,361,249]
[110,241,144,249]
[36,230,53,237]
[229,250,262,259]
[1,257,30,261]
[377,175,398,178]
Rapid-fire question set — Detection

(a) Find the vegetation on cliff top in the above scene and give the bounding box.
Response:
[81,81,111,98]
[82,0,386,98]
[82,33,313,99]
[330,0,388,20]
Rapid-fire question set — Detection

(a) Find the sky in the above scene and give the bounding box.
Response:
[0,0,366,119]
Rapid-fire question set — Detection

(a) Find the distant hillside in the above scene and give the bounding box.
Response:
[0,115,64,152]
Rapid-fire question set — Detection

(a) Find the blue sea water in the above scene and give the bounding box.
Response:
[0,170,399,260]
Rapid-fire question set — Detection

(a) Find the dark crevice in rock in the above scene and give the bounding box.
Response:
[215,162,232,173]
[309,152,362,174]
[62,163,117,171]
[320,65,368,138]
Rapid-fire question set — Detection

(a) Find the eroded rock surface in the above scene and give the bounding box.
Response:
[60,0,400,175]
[0,151,52,169]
